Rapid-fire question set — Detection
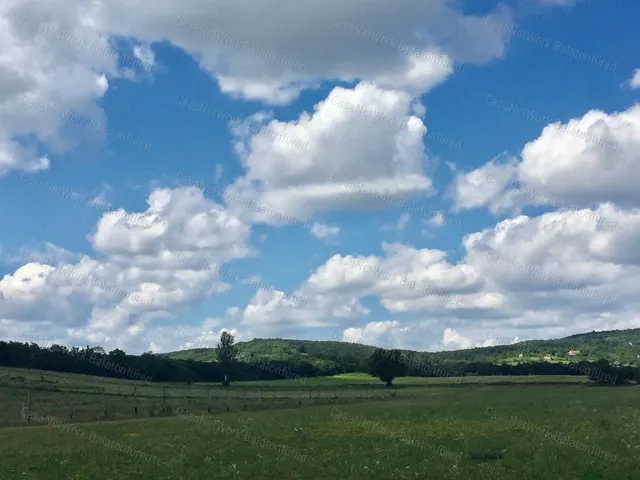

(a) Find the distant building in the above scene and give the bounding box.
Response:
[543,355,552,361]
[568,350,581,356]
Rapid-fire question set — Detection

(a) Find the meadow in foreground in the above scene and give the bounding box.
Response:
[1,384,639,479]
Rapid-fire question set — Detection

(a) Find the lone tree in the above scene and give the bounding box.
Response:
[217,331,237,387]
[369,348,405,387]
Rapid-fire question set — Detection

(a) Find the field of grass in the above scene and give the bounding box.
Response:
[243,372,590,387]
[0,366,596,427]
[1,381,639,479]
[0,367,406,428]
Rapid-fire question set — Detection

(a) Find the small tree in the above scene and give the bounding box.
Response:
[369,348,405,387]
[217,331,237,387]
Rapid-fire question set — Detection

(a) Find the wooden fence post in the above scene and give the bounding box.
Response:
[103,387,107,419]
[134,387,138,415]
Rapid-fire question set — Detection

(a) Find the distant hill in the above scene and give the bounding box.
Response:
[162,327,640,368]
[3,327,639,385]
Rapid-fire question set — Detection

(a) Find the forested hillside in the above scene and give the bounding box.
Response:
[1,327,639,384]
[163,327,640,368]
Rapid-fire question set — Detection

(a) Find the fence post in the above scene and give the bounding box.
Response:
[134,387,138,415]
[207,389,211,413]
[103,387,107,419]
[162,386,166,410]
[226,389,230,411]
[259,390,262,405]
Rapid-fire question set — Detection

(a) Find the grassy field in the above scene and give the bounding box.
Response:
[0,367,406,428]
[0,366,595,427]
[241,372,591,387]
[1,381,639,479]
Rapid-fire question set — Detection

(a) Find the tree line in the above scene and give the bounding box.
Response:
[0,333,637,386]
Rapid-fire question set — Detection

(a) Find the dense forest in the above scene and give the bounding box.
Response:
[1,327,640,385]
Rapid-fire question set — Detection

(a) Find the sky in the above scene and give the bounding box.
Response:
[1,0,639,355]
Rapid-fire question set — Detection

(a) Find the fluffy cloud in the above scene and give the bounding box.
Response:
[338,323,489,352]
[342,321,412,348]
[310,223,340,240]
[5,0,635,356]
[426,212,446,227]
[138,318,253,354]
[225,82,437,223]
[1,0,514,174]
[0,187,252,352]
[464,205,640,317]
[453,105,640,213]
[101,0,510,104]
[91,187,251,264]
[6,195,640,353]
[228,242,496,339]
[452,155,522,214]
[228,201,640,351]
[0,0,117,175]
[442,327,473,350]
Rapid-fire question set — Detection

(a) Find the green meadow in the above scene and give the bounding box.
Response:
[0,385,638,479]
[1,367,639,479]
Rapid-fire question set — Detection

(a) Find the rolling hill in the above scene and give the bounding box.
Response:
[162,327,640,368]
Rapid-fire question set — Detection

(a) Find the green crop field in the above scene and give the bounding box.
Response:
[1,377,639,479]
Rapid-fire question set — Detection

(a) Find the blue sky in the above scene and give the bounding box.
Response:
[1,0,639,354]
